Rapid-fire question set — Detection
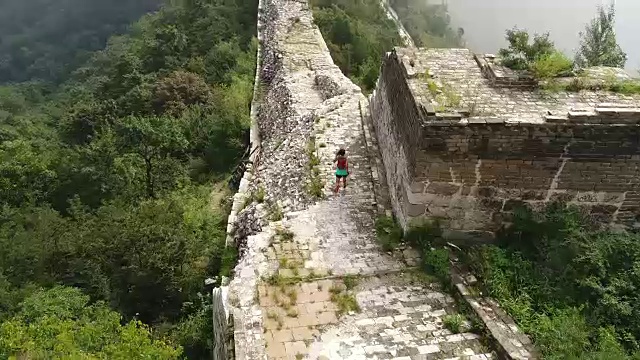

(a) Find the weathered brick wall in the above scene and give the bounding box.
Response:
[372,48,640,237]
[412,121,640,234]
[370,51,423,228]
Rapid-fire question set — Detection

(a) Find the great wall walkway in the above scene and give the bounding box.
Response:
[227,0,495,359]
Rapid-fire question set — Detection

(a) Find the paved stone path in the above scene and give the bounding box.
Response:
[228,0,496,359]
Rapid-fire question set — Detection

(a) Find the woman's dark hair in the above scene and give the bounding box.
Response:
[337,149,346,156]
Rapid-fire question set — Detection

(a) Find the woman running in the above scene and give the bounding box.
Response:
[333,148,349,193]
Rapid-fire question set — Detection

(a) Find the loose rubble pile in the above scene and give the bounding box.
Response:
[314,74,345,101]
[231,204,265,257]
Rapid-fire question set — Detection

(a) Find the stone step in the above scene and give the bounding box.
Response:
[303,272,494,359]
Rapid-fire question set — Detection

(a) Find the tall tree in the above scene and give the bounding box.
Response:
[575,2,627,68]
[116,115,189,199]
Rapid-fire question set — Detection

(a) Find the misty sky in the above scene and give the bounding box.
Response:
[441,0,640,72]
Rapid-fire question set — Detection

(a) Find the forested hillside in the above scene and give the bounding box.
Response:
[311,0,402,91]
[0,0,257,357]
[0,0,163,84]
[311,0,463,92]
[390,0,463,48]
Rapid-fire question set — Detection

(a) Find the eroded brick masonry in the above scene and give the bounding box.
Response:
[370,47,640,239]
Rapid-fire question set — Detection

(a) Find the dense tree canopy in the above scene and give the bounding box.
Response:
[0,0,162,84]
[0,287,182,359]
[311,0,402,91]
[0,0,257,357]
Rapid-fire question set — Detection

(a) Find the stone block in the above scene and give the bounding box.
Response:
[520,190,546,201]
[590,212,614,223]
[410,182,425,193]
[460,186,473,196]
[425,182,461,196]
[590,204,618,215]
[603,192,624,203]
[549,191,576,203]
[477,187,497,198]
[576,192,599,202]
[480,198,504,211]
[485,117,505,124]
[503,199,527,211]
[442,229,495,243]
[408,203,426,217]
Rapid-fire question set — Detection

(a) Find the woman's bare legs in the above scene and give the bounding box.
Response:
[334,176,341,193]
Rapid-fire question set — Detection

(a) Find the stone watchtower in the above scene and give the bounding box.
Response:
[370,47,640,240]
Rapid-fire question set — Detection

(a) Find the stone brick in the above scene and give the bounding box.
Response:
[408,203,426,217]
[590,204,618,215]
[410,182,425,193]
[480,198,504,211]
[521,190,546,201]
[477,187,497,198]
[425,182,460,196]
[503,200,527,211]
[576,192,599,202]
[603,192,624,203]
[549,191,575,203]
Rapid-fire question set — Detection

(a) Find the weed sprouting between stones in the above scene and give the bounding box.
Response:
[343,274,360,290]
[255,186,266,203]
[329,282,361,316]
[275,227,294,242]
[305,136,324,199]
[374,215,403,252]
[443,313,466,334]
[268,203,284,221]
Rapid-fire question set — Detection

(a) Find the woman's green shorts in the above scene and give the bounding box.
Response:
[335,169,348,177]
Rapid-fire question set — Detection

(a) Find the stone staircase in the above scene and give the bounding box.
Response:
[226,0,498,359]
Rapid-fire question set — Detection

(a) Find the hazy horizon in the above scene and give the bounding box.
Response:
[440,0,640,73]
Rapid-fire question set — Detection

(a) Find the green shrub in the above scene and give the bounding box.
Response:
[404,218,441,251]
[305,137,324,199]
[423,248,450,283]
[471,203,640,358]
[374,215,403,252]
[343,275,359,290]
[498,28,575,81]
[608,80,640,95]
[532,51,573,79]
[443,313,466,334]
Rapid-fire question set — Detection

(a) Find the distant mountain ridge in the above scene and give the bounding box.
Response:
[0,0,162,84]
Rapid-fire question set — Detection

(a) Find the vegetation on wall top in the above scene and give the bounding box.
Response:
[498,1,631,85]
